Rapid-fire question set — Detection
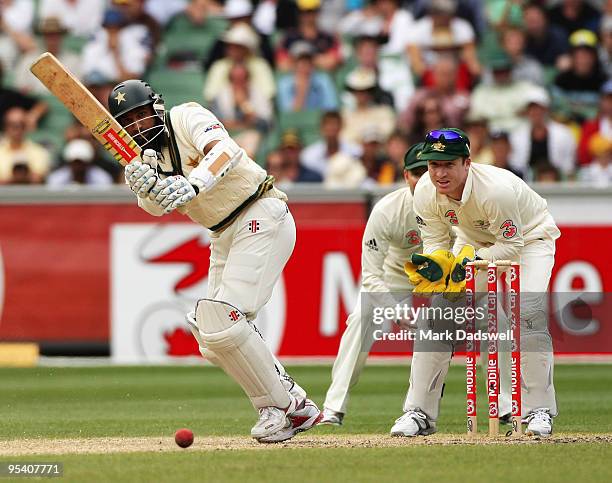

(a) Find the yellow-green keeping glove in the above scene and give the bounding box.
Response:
[404,250,455,294]
[446,244,476,295]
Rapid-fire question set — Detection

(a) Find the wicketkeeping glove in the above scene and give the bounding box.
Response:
[446,244,476,294]
[404,250,455,294]
[150,175,198,214]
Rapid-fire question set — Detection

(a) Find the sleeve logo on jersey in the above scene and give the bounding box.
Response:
[228,310,241,321]
[365,238,379,251]
[405,230,421,246]
[248,220,261,233]
[500,219,517,239]
[204,123,224,133]
[445,210,459,225]
[415,215,426,226]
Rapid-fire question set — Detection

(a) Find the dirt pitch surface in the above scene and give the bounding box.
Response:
[2,433,611,456]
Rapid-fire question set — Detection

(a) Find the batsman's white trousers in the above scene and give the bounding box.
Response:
[206,196,306,401]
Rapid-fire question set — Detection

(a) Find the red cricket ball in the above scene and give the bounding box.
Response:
[175,428,194,448]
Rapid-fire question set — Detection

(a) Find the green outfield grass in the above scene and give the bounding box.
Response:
[1,364,611,482]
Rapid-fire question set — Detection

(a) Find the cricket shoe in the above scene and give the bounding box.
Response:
[525,408,553,437]
[319,408,344,426]
[257,399,323,443]
[251,394,300,440]
[390,409,436,437]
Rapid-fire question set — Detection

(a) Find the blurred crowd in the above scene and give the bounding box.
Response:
[1,0,612,188]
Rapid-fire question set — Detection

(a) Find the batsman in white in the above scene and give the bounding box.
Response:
[110,79,322,443]
[403,128,560,437]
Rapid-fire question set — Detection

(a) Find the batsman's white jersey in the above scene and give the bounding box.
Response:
[412,163,561,417]
[324,187,422,414]
[135,102,307,411]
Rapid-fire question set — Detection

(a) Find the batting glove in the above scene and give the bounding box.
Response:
[150,175,197,214]
[124,159,158,198]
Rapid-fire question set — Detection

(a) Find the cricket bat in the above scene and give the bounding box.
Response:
[30,52,140,166]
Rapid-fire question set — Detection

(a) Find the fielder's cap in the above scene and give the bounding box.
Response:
[601,79,612,95]
[64,139,95,163]
[297,0,321,11]
[601,15,612,33]
[345,68,377,91]
[569,29,598,49]
[222,23,259,51]
[38,16,67,34]
[524,86,550,107]
[404,142,427,170]
[224,0,253,19]
[289,40,315,59]
[419,128,471,161]
[280,129,302,148]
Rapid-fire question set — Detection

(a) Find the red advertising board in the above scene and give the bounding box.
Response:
[0,202,611,359]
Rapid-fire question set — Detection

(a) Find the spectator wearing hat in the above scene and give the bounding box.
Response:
[340,68,396,145]
[40,0,106,37]
[549,0,601,38]
[204,23,275,105]
[47,139,113,186]
[358,125,396,185]
[276,0,342,72]
[577,80,612,166]
[552,29,608,123]
[350,35,414,112]
[0,0,35,73]
[599,15,612,78]
[406,0,481,86]
[210,61,272,158]
[523,1,570,68]
[340,0,414,55]
[204,0,275,69]
[276,41,338,112]
[0,107,51,184]
[300,111,362,177]
[578,133,612,186]
[469,51,539,132]
[400,54,469,134]
[14,17,81,95]
[276,129,323,183]
[509,86,577,180]
[81,8,152,83]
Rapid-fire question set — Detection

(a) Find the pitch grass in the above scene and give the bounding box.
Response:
[1,364,612,482]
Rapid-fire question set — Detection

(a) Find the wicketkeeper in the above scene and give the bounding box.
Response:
[402,128,560,437]
[110,79,321,443]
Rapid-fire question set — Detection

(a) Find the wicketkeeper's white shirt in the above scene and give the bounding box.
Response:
[413,163,560,261]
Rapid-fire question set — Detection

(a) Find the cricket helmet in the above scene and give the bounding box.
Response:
[108,79,164,120]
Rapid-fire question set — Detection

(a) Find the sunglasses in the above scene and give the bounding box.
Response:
[425,130,466,144]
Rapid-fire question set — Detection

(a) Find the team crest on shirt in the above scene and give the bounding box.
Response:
[405,230,421,245]
[247,220,261,233]
[445,210,459,225]
[474,219,490,230]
